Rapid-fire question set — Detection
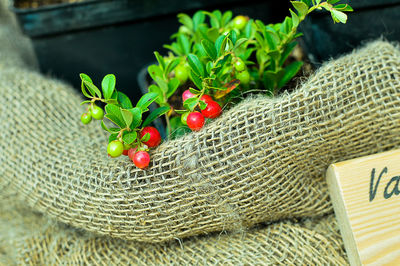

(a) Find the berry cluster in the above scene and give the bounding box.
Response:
[180,90,222,131]
[79,73,169,169]
[107,126,161,169]
[79,4,353,170]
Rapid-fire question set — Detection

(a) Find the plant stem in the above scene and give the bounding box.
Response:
[165,114,171,137]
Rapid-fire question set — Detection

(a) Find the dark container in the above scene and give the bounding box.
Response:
[299,0,400,65]
[11,0,289,103]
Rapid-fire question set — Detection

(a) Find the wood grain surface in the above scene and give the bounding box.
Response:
[327,149,400,266]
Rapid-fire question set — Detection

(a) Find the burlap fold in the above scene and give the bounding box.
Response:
[0,191,348,265]
[1,0,400,244]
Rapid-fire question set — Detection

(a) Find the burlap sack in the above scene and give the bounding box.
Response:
[1,0,400,246]
[1,5,400,242]
[0,191,348,265]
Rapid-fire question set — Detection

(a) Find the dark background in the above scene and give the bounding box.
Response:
[11,0,400,102]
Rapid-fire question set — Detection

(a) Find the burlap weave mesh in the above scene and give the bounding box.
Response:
[0,191,348,265]
[1,1,400,262]
[1,7,400,242]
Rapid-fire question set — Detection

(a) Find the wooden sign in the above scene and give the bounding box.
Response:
[326,149,400,266]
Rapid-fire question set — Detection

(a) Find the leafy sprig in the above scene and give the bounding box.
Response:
[80,74,169,149]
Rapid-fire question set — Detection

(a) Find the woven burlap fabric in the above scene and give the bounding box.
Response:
[1,15,400,243]
[0,0,37,70]
[0,192,348,265]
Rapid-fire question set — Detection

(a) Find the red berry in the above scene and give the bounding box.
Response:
[182,89,196,102]
[187,112,205,131]
[201,101,222,119]
[140,126,161,147]
[127,148,137,160]
[122,143,131,156]
[132,151,150,169]
[200,94,213,103]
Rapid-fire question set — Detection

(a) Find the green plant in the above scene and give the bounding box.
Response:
[79,0,353,168]
[146,0,353,134]
[79,73,168,168]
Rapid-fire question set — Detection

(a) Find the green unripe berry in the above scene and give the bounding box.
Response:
[181,112,189,125]
[91,105,104,120]
[234,58,246,72]
[175,65,189,85]
[81,112,92,125]
[237,70,250,85]
[107,140,124,158]
[233,15,248,30]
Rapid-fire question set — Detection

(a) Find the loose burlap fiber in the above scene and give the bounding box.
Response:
[1,3,400,242]
[0,190,348,265]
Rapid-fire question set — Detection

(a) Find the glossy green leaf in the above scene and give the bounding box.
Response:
[178,34,191,55]
[183,97,199,111]
[148,65,163,80]
[190,70,203,89]
[229,30,237,45]
[136,92,158,111]
[154,76,168,93]
[117,92,133,109]
[290,9,299,27]
[80,73,93,83]
[177,13,193,30]
[167,78,180,98]
[291,1,309,17]
[215,34,229,57]
[201,39,217,60]
[334,4,353,12]
[148,85,164,105]
[234,38,248,50]
[193,43,208,58]
[105,98,118,104]
[163,43,182,56]
[122,131,137,145]
[141,132,151,142]
[142,106,170,128]
[101,74,116,100]
[187,54,205,77]
[105,104,126,127]
[221,10,232,27]
[199,100,207,110]
[331,9,348,23]
[154,51,166,70]
[193,11,205,31]
[277,61,303,88]
[206,28,219,42]
[279,41,298,66]
[83,80,102,98]
[121,108,133,128]
[189,87,201,94]
[128,107,142,129]
[101,120,120,133]
[168,116,191,140]
[206,61,213,74]
[165,58,180,74]
[244,19,254,39]
[80,74,93,98]
[80,100,91,105]
[105,114,125,128]
[108,133,118,144]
